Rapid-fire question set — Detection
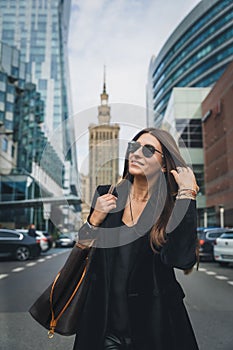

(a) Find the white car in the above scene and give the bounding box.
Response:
[17,229,49,252]
[214,231,233,266]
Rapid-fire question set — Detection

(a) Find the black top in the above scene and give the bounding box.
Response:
[107,224,141,336]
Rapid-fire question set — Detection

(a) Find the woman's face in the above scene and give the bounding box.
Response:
[128,133,164,179]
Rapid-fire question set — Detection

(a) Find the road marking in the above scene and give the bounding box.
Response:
[198,268,207,272]
[227,281,233,286]
[12,267,25,272]
[215,275,228,280]
[206,271,216,275]
[26,262,37,267]
[1,250,70,278]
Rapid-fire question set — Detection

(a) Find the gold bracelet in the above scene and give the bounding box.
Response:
[178,188,197,197]
[176,194,196,200]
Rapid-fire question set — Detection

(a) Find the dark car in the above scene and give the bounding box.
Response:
[55,234,76,248]
[0,229,41,261]
[197,227,230,261]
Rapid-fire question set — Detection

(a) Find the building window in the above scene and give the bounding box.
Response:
[11,144,15,157]
[2,137,8,152]
[0,91,5,102]
[0,72,7,83]
[0,111,4,124]
[192,164,205,195]
[6,102,14,112]
[176,119,203,148]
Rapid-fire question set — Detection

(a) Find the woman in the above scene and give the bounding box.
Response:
[73,127,199,350]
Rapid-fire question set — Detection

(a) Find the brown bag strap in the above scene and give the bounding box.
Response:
[48,244,90,338]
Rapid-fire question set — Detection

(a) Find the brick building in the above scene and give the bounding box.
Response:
[202,61,233,227]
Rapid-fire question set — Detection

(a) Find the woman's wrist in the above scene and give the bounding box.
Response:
[177,188,198,197]
[176,187,198,200]
[176,194,196,200]
[86,218,99,230]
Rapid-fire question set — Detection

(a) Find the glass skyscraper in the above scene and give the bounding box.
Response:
[147,0,233,127]
[0,0,73,155]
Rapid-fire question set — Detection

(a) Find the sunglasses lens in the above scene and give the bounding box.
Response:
[128,141,141,153]
[142,145,155,158]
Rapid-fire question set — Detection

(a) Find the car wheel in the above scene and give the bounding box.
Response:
[15,246,30,261]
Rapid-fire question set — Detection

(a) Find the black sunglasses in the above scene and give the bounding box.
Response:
[127,141,164,158]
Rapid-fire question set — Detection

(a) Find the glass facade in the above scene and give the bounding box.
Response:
[0,41,63,183]
[0,0,72,154]
[0,41,64,226]
[176,119,203,148]
[147,0,233,126]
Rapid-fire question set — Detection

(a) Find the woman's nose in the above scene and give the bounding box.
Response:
[133,146,143,157]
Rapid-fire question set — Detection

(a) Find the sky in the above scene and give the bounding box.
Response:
[67,0,201,172]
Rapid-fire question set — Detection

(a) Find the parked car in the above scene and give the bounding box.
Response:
[197,227,228,261]
[214,231,233,266]
[55,234,76,248]
[42,231,53,249]
[17,229,50,252]
[0,229,41,261]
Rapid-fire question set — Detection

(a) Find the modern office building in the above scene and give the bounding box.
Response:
[88,76,120,207]
[147,0,233,127]
[0,41,64,228]
[0,0,80,229]
[161,87,210,226]
[0,0,75,160]
[202,61,233,227]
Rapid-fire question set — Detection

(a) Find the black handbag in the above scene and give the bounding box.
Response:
[29,241,94,337]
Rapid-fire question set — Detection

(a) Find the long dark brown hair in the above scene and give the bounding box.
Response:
[122,127,187,251]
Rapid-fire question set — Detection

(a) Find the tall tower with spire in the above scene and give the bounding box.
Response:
[88,68,120,204]
[98,66,111,124]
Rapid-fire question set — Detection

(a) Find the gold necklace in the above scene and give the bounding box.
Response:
[128,192,134,225]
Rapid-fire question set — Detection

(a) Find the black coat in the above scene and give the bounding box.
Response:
[73,183,199,350]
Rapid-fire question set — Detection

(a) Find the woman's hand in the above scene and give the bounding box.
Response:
[170,166,199,192]
[89,193,118,227]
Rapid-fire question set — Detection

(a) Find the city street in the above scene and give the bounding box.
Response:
[0,250,233,350]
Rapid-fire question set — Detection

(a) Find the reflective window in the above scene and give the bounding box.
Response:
[2,137,8,152]
[0,91,5,102]
[154,44,233,113]
[0,111,4,123]
[6,102,13,112]
[152,0,232,79]
[0,72,7,82]
[177,119,203,148]
[11,144,15,157]
[153,25,233,96]
[38,79,47,90]
[2,29,14,39]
